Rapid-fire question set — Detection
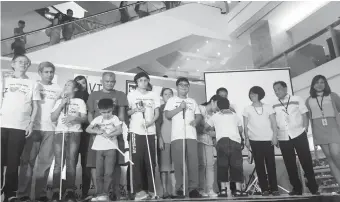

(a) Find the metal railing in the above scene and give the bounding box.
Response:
[257,17,340,77]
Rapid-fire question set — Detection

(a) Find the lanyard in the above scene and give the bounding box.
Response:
[316,95,324,116]
[279,95,290,115]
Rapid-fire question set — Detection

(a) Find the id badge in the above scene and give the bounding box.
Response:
[322,118,328,126]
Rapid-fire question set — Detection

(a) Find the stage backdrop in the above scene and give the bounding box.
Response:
[204,68,293,155]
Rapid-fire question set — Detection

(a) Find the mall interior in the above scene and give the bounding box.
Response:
[1,1,340,202]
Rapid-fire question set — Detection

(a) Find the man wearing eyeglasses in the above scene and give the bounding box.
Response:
[165,77,203,198]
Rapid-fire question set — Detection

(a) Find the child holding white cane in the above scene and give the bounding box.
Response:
[86,98,123,201]
[51,80,87,202]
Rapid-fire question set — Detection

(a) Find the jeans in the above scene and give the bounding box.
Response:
[198,142,215,192]
[52,132,80,192]
[1,128,26,198]
[18,131,54,198]
[96,150,116,195]
[77,131,91,196]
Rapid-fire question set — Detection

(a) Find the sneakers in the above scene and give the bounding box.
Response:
[90,196,98,202]
[199,190,208,197]
[134,191,149,201]
[262,191,270,196]
[7,197,19,202]
[36,196,49,202]
[51,192,60,202]
[96,195,109,201]
[272,191,280,196]
[289,190,302,196]
[81,194,93,201]
[65,191,77,202]
[189,189,202,198]
[207,190,218,197]
[175,189,185,198]
[19,196,31,202]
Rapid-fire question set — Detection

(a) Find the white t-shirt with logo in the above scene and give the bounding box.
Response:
[243,104,275,141]
[34,82,62,131]
[1,77,41,130]
[90,115,122,150]
[128,90,161,135]
[52,98,87,133]
[164,96,201,142]
[207,111,242,143]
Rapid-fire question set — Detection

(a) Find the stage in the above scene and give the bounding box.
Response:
[117,194,340,202]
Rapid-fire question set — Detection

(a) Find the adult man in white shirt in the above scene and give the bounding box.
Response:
[1,55,41,202]
[165,77,203,198]
[17,62,62,202]
[273,81,318,195]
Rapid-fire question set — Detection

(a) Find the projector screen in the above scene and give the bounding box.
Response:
[204,68,293,155]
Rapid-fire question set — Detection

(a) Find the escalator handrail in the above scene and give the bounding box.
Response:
[1,1,146,42]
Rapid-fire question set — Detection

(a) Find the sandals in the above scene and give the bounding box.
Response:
[218,189,228,197]
[233,190,248,197]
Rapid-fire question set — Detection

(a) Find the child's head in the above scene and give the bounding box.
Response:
[38,61,56,83]
[11,54,31,74]
[18,20,25,29]
[161,88,173,103]
[98,98,114,119]
[63,80,80,97]
[202,95,220,112]
[176,77,190,96]
[134,72,150,90]
[216,87,228,98]
[217,97,230,110]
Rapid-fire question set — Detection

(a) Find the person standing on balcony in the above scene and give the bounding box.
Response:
[61,9,76,41]
[273,81,319,196]
[306,75,340,192]
[45,13,63,45]
[135,2,150,18]
[120,1,130,23]
[17,62,62,202]
[11,20,26,56]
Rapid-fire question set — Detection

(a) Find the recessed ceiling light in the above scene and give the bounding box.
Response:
[217,52,221,56]
[197,49,200,52]
[206,40,209,43]
[228,44,232,48]
[206,61,210,64]
[197,69,200,72]
[227,1,231,3]
[187,58,190,60]
[177,66,180,69]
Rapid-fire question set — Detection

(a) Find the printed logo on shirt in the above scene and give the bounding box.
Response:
[39,89,60,101]
[6,83,30,96]
[135,98,154,109]
[174,101,194,111]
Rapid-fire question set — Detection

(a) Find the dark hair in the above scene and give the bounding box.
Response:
[273,81,287,88]
[67,9,73,13]
[309,75,331,98]
[134,72,150,83]
[120,1,127,7]
[12,54,31,66]
[249,86,265,101]
[98,98,114,110]
[18,20,25,24]
[54,12,63,19]
[216,87,228,95]
[161,88,173,96]
[176,77,190,86]
[202,95,220,106]
[217,97,230,110]
[74,75,89,102]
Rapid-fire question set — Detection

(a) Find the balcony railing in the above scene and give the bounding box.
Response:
[1,1,231,57]
[257,17,340,78]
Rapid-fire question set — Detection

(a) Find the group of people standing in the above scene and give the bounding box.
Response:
[2,54,340,202]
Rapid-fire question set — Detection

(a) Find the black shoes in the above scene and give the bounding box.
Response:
[189,189,202,198]
[271,191,281,196]
[262,191,270,196]
[19,196,31,202]
[51,192,60,202]
[36,196,49,202]
[65,191,77,202]
[289,190,303,196]
[175,189,185,198]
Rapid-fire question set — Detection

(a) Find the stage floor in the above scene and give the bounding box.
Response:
[119,194,340,202]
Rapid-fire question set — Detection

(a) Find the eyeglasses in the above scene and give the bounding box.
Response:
[178,83,190,88]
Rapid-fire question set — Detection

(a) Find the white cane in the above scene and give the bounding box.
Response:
[129,134,134,195]
[59,130,65,200]
[142,117,158,199]
[182,109,186,197]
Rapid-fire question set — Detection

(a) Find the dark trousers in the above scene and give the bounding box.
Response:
[52,132,80,192]
[250,140,278,192]
[1,128,26,198]
[279,132,318,193]
[131,133,156,193]
[78,131,92,196]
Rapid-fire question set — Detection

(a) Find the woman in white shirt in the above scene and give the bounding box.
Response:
[243,86,279,196]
